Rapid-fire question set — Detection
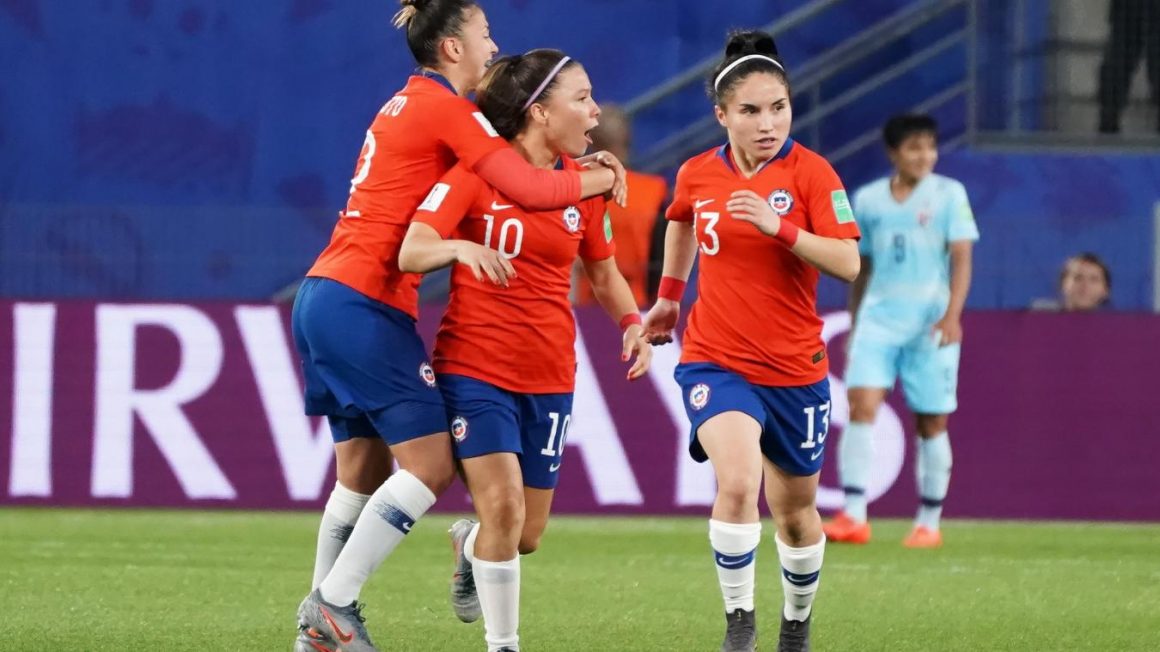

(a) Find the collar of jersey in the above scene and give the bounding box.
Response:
[717,137,794,177]
[417,70,457,95]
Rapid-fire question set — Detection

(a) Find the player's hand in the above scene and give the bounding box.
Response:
[726,190,781,237]
[580,150,628,207]
[621,323,652,380]
[454,241,515,287]
[643,298,680,345]
[932,314,962,347]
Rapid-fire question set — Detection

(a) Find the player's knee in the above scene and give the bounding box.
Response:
[405,461,456,496]
[477,485,526,533]
[716,475,761,513]
[772,504,819,545]
[915,415,949,438]
[848,401,878,423]
[517,534,541,555]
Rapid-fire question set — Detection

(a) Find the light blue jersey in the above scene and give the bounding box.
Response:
[844,173,979,413]
[851,173,979,344]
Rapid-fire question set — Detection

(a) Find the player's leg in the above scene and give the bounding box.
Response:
[827,335,897,541]
[461,453,525,652]
[311,430,392,590]
[756,378,831,652]
[900,340,960,548]
[676,362,767,652]
[514,390,572,555]
[443,376,526,651]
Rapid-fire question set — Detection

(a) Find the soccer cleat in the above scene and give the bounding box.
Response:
[902,525,943,548]
[296,589,378,652]
[719,608,757,652]
[822,512,871,544]
[448,518,482,623]
[777,613,811,652]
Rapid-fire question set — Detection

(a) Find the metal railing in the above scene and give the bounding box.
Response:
[624,0,973,174]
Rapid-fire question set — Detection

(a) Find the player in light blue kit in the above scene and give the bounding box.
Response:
[824,114,978,548]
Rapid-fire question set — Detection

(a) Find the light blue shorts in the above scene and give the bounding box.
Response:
[844,330,961,415]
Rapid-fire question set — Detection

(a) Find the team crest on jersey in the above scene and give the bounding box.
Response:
[563,206,581,233]
[917,204,933,227]
[451,416,468,442]
[689,383,711,411]
[767,189,794,216]
[419,362,437,388]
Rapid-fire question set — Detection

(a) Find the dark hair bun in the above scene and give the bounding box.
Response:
[724,30,779,58]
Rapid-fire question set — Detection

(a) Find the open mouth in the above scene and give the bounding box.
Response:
[756,136,778,148]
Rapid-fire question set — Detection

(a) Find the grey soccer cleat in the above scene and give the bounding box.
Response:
[296,589,378,652]
[720,608,757,652]
[777,613,811,652]
[449,518,482,623]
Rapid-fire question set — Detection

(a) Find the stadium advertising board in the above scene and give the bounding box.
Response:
[2,302,1157,521]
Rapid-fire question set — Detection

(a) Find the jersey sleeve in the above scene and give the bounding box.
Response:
[945,180,980,243]
[851,185,875,255]
[413,164,485,238]
[664,161,695,223]
[801,155,861,240]
[579,197,616,261]
[436,96,508,169]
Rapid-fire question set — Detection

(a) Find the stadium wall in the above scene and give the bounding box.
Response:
[2,301,1157,522]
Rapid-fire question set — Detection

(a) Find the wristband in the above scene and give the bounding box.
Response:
[774,219,800,247]
[619,313,643,331]
[657,276,687,302]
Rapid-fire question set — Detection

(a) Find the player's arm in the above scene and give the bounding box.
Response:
[644,165,697,345]
[581,255,651,380]
[725,189,861,281]
[933,241,973,346]
[848,256,873,327]
[398,171,514,286]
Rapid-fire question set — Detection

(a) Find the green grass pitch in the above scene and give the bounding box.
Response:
[2,509,1158,651]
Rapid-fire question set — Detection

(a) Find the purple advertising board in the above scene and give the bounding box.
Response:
[1,301,1157,521]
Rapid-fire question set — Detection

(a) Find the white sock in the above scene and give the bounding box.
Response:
[464,521,480,564]
[776,534,825,622]
[838,421,874,522]
[474,556,520,651]
[916,433,952,530]
[709,519,761,613]
[312,482,371,589]
[318,470,436,606]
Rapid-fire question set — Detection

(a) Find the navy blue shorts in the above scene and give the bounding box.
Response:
[674,362,831,476]
[439,374,574,490]
[291,277,447,445]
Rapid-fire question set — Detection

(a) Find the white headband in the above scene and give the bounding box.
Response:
[522,56,572,112]
[713,54,784,92]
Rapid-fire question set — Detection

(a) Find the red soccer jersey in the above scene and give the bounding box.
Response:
[667,140,861,386]
[307,75,507,318]
[414,158,613,394]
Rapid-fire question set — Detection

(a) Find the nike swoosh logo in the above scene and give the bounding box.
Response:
[694,199,714,209]
[715,555,749,568]
[810,450,824,461]
[401,522,412,532]
[321,607,354,644]
[548,463,562,472]
[490,201,514,211]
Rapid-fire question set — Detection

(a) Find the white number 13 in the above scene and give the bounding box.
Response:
[695,211,720,255]
[800,402,831,449]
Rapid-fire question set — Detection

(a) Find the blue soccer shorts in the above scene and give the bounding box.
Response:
[290,277,447,445]
[674,362,832,476]
[438,374,574,490]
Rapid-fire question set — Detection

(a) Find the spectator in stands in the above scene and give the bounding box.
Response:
[573,105,669,307]
[1059,252,1112,311]
[1097,0,1160,134]
[1030,253,1112,311]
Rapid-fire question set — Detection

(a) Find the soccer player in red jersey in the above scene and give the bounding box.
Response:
[643,31,861,652]
[398,49,651,652]
[292,2,626,650]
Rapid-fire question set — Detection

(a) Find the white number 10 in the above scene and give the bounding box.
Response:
[541,411,571,457]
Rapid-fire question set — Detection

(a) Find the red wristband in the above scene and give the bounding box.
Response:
[774,219,800,247]
[619,313,643,331]
[657,276,687,302]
